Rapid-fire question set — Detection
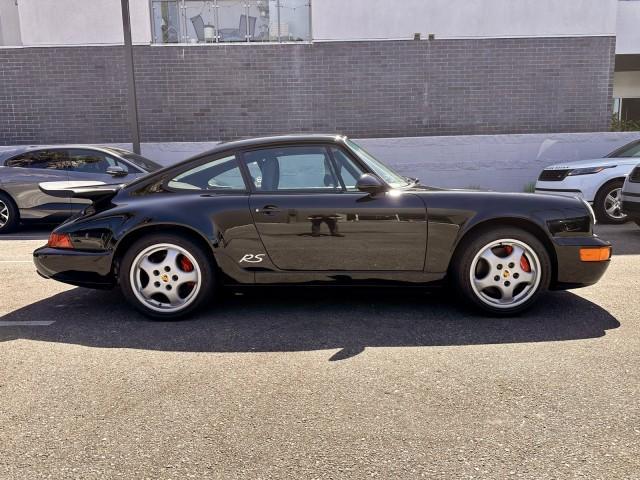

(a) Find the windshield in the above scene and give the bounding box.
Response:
[607,140,640,158]
[120,152,163,172]
[345,139,409,188]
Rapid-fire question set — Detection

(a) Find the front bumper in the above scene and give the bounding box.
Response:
[552,236,611,290]
[535,188,585,201]
[535,176,599,202]
[621,196,640,220]
[33,246,115,289]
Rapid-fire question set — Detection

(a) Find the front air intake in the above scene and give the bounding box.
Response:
[538,169,571,181]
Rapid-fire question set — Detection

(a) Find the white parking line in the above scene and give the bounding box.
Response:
[0,321,56,326]
[0,260,33,263]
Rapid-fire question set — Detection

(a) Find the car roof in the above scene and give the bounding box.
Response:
[203,134,346,155]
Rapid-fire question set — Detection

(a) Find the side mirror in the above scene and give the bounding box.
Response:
[356,173,388,195]
[106,165,128,177]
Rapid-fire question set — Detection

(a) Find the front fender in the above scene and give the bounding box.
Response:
[422,191,589,274]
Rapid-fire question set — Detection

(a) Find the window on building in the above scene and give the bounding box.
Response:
[614,97,640,122]
[613,97,640,130]
[151,0,311,44]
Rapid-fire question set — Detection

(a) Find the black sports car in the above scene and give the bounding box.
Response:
[34,135,611,319]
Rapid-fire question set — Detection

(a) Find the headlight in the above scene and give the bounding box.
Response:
[567,166,615,176]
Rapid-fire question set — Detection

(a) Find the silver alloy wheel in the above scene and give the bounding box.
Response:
[469,238,542,309]
[0,200,8,228]
[604,187,627,220]
[130,243,202,313]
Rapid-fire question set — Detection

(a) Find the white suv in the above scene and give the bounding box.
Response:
[535,139,640,224]
[621,164,640,227]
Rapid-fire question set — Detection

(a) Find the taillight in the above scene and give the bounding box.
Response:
[48,232,74,249]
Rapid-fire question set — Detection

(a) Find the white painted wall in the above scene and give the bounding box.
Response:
[614,71,640,98]
[7,0,620,46]
[17,0,151,46]
[0,0,22,45]
[616,0,640,54]
[313,0,617,41]
[0,132,621,193]
[3,133,639,191]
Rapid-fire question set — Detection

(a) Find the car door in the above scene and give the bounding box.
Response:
[2,149,72,220]
[64,148,138,212]
[242,144,427,272]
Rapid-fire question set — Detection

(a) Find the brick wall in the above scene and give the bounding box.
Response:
[0,46,129,144]
[0,36,615,145]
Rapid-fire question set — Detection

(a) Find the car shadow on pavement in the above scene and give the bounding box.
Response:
[0,287,620,361]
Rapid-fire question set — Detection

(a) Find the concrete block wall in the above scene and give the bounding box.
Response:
[0,36,615,145]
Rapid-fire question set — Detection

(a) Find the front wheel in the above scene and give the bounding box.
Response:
[0,192,20,234]
[594,180,627,224]
[119,233,214,319]
[451,228,552,316]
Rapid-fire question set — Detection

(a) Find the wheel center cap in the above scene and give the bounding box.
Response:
[161,274,170,283]
[503,270,510,278]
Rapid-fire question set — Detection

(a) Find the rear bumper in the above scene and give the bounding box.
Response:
[552,236,611,290]
[33,246,115,289]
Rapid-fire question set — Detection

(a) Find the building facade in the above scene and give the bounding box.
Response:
[0,0,636,144]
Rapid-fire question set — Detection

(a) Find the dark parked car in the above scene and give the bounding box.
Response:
[0,145,161,233]
[34,135,611,319]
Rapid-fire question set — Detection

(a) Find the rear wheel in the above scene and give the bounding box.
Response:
[119,233,214,319]
[451,227,551,315]
[594,180,627,224]
[0,192,19,234]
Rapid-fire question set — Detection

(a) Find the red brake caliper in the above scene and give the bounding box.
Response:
[180,256,194,272]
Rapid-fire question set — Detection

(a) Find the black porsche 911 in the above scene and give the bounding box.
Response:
[34,135,611,319]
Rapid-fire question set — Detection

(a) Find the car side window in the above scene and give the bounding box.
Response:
[66,149,120,174]
[168,155,246,191]
[5,150,69,170]
[330,147,366,191]
[242,146,339,192]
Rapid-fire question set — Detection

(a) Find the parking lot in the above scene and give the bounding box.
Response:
[0,224,638,479]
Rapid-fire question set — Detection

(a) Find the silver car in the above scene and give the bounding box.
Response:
[0,145,161,233]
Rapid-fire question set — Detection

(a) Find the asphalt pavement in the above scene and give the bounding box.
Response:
[0,224,638,479]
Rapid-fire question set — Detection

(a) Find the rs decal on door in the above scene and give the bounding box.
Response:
[239,254,266,264]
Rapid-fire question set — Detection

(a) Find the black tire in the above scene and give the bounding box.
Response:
[0,192,20,234]
[119,233,215,320]
[450,227,552,316]
[594,179,627,224]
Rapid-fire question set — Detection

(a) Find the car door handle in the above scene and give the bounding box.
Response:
[255,205,281,215]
